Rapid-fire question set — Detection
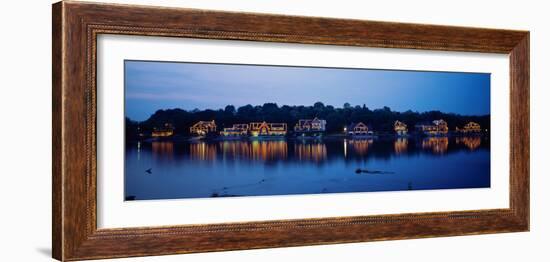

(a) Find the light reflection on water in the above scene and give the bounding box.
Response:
[347,139,373,156]
[294,142,327,163]
[126,137,489,200]
[189,142,216,161]
[394,138,408,155]
[456,137,482,151]
[421,137,449,154]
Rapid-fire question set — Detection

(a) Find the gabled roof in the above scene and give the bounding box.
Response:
[192,120,216,127]
[347,122,368,129]
[298,117,325,125]
[394,120,407,126]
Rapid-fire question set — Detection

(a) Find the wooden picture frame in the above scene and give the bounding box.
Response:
[52,1,529,261]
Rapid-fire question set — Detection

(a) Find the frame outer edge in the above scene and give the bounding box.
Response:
[52,1,531,260]
[57,2,102,260]
[52,2,64,261]
[510,33,530,229]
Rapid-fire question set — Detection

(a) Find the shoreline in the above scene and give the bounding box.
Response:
[131,132,489,143]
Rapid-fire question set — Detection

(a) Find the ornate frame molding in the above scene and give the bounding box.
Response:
[53,1,529,261]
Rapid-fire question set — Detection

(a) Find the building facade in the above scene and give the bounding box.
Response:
[151,123,174,137]
[456,122,482,133]
[294,117,327,134]
[393,120,408,136]
[415,119,448,136]
[249,122,287,136]
[346,122,371,136]
[189,120,217,136]
[220,124,249,136]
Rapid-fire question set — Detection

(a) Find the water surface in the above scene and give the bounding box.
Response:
[125,137,490,200]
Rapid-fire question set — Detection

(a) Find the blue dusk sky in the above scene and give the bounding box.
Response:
[125,60,490,121]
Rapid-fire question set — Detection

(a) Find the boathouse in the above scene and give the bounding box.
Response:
[249,122,287,136]
[294,117,327,133]
[415,119,448,136]
[151,123,174,137]
[456,122,482,133]
[220,124,249,136]
[346,122,371,136]
[394,120,408,135]
[189,120,217,136]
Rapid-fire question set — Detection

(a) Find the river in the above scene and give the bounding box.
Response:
[125,137,490,200]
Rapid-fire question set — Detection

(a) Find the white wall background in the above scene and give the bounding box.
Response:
[0,0,547,261]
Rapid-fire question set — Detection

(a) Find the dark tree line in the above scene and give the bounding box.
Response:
[126,102,490,139]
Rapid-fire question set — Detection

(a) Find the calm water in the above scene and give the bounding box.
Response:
[125,137,490,200]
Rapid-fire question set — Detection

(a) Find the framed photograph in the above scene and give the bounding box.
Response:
[52,1,529,261]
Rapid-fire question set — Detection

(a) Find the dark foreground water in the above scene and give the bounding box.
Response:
[125,137,490,200]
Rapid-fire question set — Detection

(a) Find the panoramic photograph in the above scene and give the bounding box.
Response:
[124,60,491,201]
